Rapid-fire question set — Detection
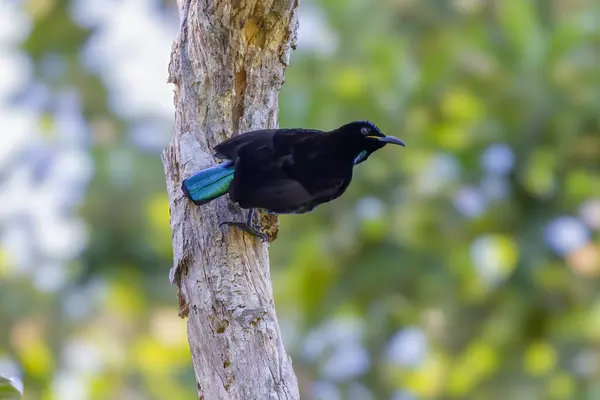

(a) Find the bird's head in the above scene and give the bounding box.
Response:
[338,120,406,165]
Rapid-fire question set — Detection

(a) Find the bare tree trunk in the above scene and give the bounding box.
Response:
[162,0,300,399]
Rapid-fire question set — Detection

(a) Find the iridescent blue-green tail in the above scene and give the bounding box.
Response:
[181,161,235,205]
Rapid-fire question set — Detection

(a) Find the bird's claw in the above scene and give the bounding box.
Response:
[219,209,268,242]
[219,221,268,242]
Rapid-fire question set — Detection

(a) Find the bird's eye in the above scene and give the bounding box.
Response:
[361,127,369,135]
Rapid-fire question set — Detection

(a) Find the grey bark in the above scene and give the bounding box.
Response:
[162,0,300,399]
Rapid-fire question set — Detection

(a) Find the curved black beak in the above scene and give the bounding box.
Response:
[376,136,406,146]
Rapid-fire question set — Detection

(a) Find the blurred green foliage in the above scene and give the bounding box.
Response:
[1,0,599,399]
[0,374,22,400]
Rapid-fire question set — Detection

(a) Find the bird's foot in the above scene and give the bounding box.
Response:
[219,209,268,242]
[219,221,268,242]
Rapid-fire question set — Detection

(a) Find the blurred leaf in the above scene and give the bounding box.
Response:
[448,341,499,396]
[331,67,366,99]
[523,148,556,197]
[548,371,576,399]
[441,87,482,124]
[497,0,544,65]
[146,194,173,258]
[11,319,54,379]
[393,352,445,398]
[0,375,22,400]
[524,341,557,376]
[24,1,91,61]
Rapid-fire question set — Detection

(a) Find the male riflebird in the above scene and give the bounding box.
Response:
[182,120,406,240]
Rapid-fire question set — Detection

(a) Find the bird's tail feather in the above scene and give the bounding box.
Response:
[181,162,235,205]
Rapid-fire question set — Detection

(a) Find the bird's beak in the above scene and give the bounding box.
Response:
[368,135,406,146]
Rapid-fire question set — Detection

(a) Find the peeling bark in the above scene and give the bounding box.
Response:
[162,0,300,398]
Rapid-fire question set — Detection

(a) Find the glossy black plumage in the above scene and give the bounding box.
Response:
[181,120,405,240]
[214,120,404,214]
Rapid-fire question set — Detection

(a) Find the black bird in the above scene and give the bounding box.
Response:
[182,120,406,240]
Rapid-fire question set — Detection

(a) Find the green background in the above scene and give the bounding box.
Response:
[1,0,599,399]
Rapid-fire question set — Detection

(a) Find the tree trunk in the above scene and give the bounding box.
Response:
[162,0,300,399]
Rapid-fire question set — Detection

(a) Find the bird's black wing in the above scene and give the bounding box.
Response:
[228,130,353,214]
[213,128,324,160]
[214,129,276,160]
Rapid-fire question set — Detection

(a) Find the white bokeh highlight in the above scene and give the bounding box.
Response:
[545,216,590,256]
[386,327,428,367]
